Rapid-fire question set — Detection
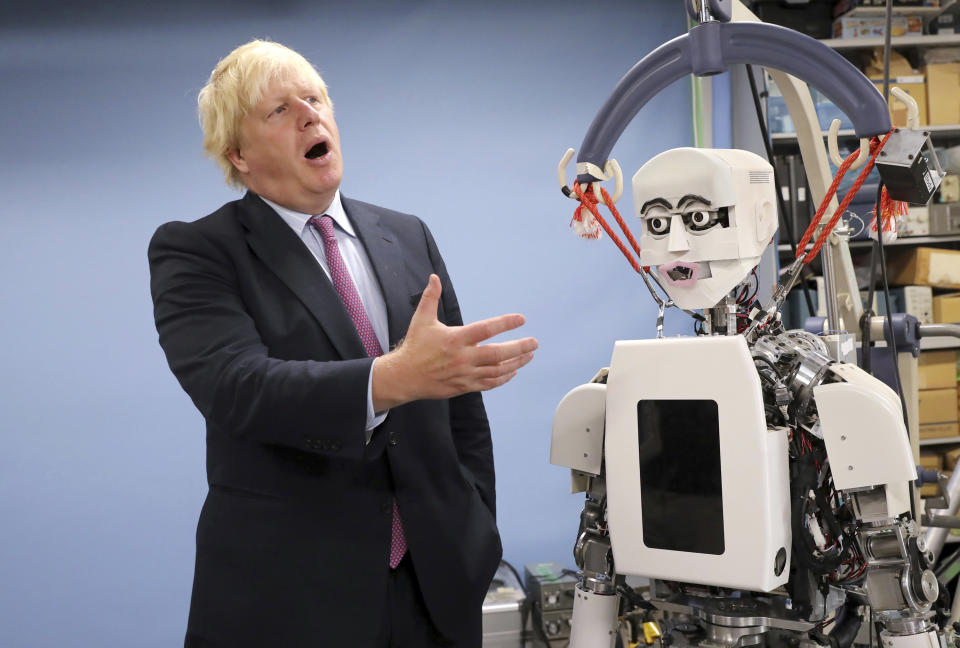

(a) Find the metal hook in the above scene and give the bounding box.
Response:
[827,119,870,171]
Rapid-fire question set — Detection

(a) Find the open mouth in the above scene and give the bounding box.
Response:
[659,261,709,286]
[305,141,328,160]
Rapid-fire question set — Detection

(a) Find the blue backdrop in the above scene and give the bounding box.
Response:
[0,1,709,645]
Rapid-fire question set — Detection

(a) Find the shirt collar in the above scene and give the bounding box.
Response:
[260,190,356,238]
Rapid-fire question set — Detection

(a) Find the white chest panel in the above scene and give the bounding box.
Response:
[604,336,791,592]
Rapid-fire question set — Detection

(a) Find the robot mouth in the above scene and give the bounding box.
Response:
[660,261,708,286]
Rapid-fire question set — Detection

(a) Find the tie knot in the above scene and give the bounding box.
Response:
[309,215,336,243]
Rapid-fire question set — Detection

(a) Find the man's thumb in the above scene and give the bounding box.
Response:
[412,274,441,322]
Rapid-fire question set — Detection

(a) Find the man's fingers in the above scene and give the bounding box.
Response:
[474,351,535,378]
[411,274,442,324]
[459,313,528,345]
[473,338,539,366]
[480,370,518,391]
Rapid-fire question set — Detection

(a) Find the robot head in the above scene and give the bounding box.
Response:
[634,148,777,311]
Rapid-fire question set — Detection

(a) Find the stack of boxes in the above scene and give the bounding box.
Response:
[918,350,958,507]
[918,349,959,441]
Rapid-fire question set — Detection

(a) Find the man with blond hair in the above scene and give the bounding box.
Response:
[148,40,537,648]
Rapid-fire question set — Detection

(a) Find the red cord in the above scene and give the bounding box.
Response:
[571,182,643,274]
[798,131,894,264]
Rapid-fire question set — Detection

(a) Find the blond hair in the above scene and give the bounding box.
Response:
[198,40,332,188]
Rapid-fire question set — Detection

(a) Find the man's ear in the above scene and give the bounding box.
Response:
[226,147,249,175]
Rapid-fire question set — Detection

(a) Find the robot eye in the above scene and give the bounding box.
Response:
[647,216,670,235]
[686,210,719,232]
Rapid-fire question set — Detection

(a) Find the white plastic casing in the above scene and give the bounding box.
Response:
[604,336,791,592]
[814,363,916,518]
[551,383,606,477]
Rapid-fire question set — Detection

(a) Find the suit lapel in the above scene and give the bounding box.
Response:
[342,197,413,349]
[236,192,368,360]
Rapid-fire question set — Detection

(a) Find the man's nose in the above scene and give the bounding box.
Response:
[297,100,320,129]
[667,214,689,252]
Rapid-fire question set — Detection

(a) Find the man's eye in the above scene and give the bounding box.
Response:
[648,217,670,235]
[686,210,718,232]
[306,96,319,104]
[272,106,285,115]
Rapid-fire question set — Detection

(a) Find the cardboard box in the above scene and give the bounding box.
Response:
[920,421,960,438]
[919,350,959,389]
[872,79,927,127]
[920,387,959,424]
[934,292,960,323]
[834,16,909,39]
[889,247,960,289]
[924,63,960,125]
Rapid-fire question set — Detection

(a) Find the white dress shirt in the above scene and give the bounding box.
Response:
[261,191,389,438]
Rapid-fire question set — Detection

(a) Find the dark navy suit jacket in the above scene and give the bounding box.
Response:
[148,192,501,647]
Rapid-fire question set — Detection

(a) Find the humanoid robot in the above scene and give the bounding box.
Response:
[551,147,946,648]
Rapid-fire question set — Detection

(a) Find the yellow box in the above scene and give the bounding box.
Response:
[934,292,960,323]
[924,63,960,125]
[889,247,960,290]
[872,80,927,127]
[919,387,959,424]
[919,351,958,389]
[920,422,960,439]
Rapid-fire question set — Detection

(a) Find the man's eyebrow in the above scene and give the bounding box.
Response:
[677,194,711,209]
[640,197,672,215]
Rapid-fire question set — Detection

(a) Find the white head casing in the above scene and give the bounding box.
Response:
[634,147,777,311]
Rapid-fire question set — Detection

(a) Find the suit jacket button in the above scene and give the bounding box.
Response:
[380,502,391,513]
[330,441,341,451]
[388,434,398,446]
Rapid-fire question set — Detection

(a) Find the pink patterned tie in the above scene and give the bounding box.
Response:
[309,215,407,568]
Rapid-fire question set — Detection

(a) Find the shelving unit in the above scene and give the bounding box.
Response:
[837,6,943,19]
[776,233,960,254]
[771,123,960,143]
[819,33,960,49]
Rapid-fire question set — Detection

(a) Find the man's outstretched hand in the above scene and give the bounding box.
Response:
[372,274,538,411]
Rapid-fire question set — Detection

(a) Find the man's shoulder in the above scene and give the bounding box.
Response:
[342,196,423,229]
[156,195,249,236]
[148,194,257,260]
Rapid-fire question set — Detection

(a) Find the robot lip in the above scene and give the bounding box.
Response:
[660,261,701,286]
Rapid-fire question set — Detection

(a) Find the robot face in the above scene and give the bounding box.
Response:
[634,148,777,310]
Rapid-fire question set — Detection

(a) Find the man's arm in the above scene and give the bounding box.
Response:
[149,221,372,459]
[377,222,520,518]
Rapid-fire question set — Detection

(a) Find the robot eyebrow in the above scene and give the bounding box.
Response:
[639,197,672,215]
[677,194,711,210]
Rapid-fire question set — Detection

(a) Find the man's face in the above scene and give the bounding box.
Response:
[228,69,342,214]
